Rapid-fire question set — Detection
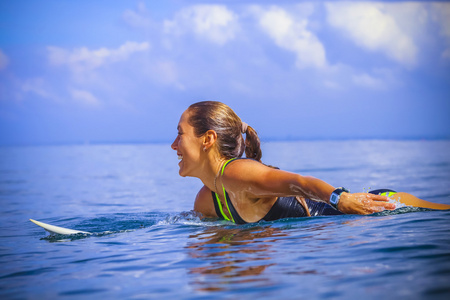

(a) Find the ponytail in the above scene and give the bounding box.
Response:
[243,125,262,162]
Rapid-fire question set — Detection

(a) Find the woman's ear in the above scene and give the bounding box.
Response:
[202,130,217,151]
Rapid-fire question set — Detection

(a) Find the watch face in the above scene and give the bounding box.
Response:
[330,194,338,205]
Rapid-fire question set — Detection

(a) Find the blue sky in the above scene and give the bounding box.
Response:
[1,1,449,145]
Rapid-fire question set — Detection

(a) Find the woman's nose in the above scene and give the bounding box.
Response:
[171,136,178,150]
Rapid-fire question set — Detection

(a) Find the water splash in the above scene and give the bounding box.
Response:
[154,211,224,227]
[389,196,406,209]
[39,211,211,242]
[374,206,431,216]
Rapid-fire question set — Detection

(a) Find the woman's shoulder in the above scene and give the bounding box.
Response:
[221,158,279,190]
[222,157,297,191]
[224,158,271,176]
[193,185,217,218]
[226,157,262,169]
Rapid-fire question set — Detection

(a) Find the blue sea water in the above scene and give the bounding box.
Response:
[0,140,449,299]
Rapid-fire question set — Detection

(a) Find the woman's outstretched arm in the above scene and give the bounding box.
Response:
[222,159,395,215]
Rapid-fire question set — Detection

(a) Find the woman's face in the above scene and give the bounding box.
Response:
[171,110,204,177]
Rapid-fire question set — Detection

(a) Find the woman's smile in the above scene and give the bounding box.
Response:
[171,110,204,177]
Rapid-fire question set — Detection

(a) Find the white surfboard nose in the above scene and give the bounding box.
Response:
[30,219,91,235]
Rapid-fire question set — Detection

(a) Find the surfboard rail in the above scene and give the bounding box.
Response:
[30,219,91,235]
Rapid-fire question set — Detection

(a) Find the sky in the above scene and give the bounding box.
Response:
[0,0,450,146]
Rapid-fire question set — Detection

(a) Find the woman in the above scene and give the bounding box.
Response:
[171,101,450,224]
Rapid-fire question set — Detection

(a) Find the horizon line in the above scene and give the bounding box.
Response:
[1,136,450,147]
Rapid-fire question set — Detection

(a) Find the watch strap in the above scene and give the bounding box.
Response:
[329,187,349,210]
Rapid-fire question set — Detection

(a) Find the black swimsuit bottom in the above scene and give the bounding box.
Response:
[211,158,397,224]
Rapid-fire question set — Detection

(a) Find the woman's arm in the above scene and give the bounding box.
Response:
[222,159,395,215]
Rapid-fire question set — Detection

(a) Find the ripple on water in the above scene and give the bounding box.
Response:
[0,267,57,279]
[59,288,109,296]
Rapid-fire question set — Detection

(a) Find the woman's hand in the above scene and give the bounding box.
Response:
[337,192,396,215]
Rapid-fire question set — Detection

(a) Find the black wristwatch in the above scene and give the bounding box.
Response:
[329,187,349,210]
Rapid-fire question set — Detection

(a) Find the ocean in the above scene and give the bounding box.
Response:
[1,140,449,299]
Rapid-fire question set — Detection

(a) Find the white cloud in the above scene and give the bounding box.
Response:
[70,89,101,107]
[123,2,151,29]
[19,78,101,107]
[0,49,9,70]
[352,73,385,90]
[164,5,238,46]
[21,78,53,100]
[431,3,450,38]
[47,41,150,73]
[326,2,418,68]
[430,2,450,60]
[253,6,327,69]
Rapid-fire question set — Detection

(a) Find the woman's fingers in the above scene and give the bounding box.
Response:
[372,201,396,212]
[339,193,396,214]
[369,194,390,202]
[367,194,396,210]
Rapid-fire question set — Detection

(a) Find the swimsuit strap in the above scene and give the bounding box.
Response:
[214,158,237,223]
[214,192,231,221]
[221,158,237,176]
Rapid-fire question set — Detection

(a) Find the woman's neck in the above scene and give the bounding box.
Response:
[199,153,227,193]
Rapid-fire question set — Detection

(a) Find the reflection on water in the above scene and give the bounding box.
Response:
[185,216,396,292]
[186,225,285,292]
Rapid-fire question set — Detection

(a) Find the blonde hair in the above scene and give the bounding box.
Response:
[187,101,262,161]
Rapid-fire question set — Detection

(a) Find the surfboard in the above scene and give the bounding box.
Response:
[30,219,91,235]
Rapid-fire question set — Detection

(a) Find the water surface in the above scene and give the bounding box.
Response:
[1,140,449,299]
